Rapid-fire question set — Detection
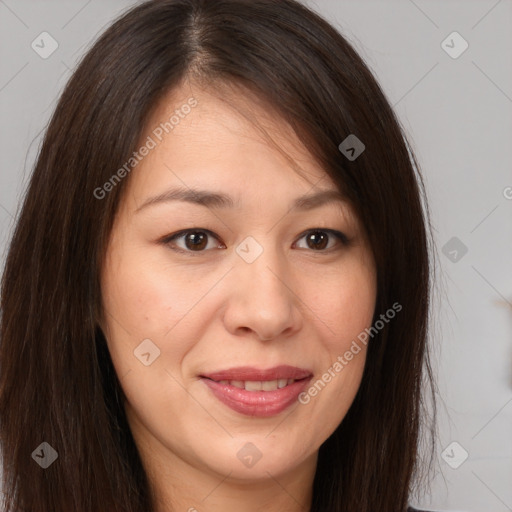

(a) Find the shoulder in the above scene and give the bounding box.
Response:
[408,507,434,512]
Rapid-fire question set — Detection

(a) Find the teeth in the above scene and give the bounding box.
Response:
[217,379,297,391]
[261,380,278,391]
[244,380,262,391]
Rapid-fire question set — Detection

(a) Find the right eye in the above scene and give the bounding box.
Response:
[160,229,226,254]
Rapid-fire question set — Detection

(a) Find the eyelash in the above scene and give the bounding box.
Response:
[159,228,351,255]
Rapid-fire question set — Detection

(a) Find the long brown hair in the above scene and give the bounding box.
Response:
[0,1,437,510]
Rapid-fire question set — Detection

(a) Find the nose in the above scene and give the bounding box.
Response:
[222,244,303,341]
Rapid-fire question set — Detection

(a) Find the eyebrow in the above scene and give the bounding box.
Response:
[135,187,347,213]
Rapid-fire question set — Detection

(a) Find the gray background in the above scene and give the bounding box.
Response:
[0,1,511,511]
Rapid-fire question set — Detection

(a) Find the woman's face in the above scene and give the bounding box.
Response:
[100,84,377,489]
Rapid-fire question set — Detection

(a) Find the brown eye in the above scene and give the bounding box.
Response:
[295,229,349,251]
[183,231,208,251]
[162,229,225,253]
[305,231,329,250]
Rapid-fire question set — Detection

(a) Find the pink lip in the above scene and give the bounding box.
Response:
[200,365,313,418]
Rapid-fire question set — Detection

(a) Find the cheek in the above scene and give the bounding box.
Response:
[99,250,185,380]
[297,255,375,424]
[101,243,205,339]
[309,255,377,346]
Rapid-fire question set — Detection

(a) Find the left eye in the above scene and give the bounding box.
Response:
[294,229,348,251]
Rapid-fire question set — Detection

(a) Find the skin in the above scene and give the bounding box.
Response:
[100,81,377,512]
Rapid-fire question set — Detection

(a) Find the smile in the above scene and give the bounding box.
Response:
[200,365,313,417]
[214,378,297,391]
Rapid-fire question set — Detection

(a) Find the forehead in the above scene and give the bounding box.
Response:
[129,81,336,189]
[108,82,360,237]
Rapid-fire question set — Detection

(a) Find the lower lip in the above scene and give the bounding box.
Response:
[201,377,312,417]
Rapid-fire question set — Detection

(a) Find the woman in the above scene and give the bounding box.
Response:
[0,0,437,510]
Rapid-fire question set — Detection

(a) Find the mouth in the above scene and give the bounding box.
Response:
[202,377,302,391]
[199,365,313,417]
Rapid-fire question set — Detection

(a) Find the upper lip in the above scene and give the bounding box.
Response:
[201,365,313,382]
